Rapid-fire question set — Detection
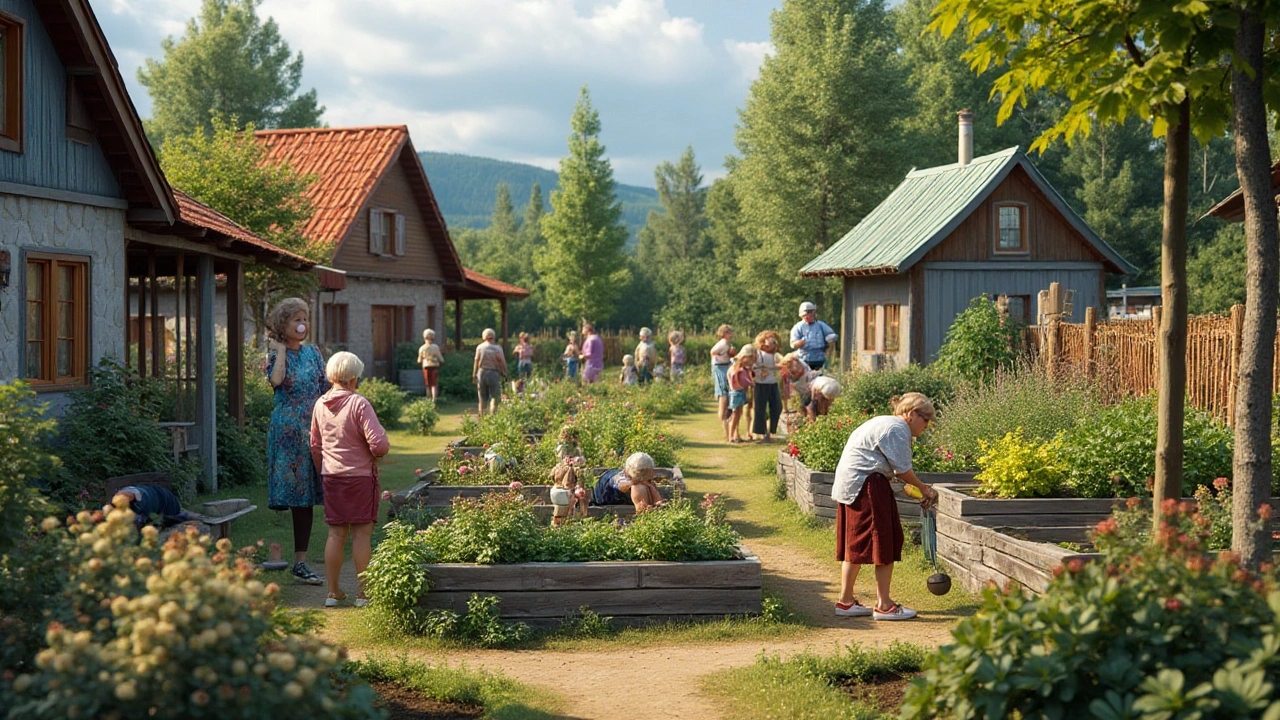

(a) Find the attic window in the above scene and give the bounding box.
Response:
[368,209,406,257]
[995,203,1027,254]
[0,12,23,154]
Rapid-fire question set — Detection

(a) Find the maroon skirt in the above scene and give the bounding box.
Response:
[322,474,379,525]
[835,473,903,565]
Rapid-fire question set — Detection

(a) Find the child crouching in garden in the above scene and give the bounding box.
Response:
[309,351,390,608]
[620,354,639,386]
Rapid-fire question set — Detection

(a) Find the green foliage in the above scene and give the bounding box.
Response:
[933,296,1021,385]
[900,501,1280,720]
[1058,396,1233,498]
[394,342,419,371]
[214,345,271,489]
[1190,223,1249,314]
[731,0,911,329]
[357,377,406,430]
[928,365,1101,470]
[0,383,55,551]
[404,398,440,436]
[6,507,379,718]
[347,653,556,717]
[138,0,323,143]
[435,350,476,401]
[833,365,956,416]
[361,523,435,636]
[974,430,1065,499]
[419,594,533,648]
[158,117,325,337]
[54,361,183,503]
[536,86,631,323]
[790,413,869,473]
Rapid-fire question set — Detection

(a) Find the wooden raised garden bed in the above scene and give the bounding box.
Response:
[417,546,762,626]
[776,450,975,521]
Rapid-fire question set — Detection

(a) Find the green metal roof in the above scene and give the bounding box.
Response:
[799,147,1137,277]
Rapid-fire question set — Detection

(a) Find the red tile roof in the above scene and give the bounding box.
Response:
[253,126,464,281]
[173,190,314,268]
[463,268,530,299]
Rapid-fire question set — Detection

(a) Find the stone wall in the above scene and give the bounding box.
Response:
[0,194,126,396]
[342,276,446,376]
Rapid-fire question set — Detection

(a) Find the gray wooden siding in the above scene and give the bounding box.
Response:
[844,274,911,369]
[0,0,121,197]
[922,265,1104,362]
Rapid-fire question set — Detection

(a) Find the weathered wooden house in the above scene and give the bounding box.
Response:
[0,0,314,488]
[254,126,527,380]
[800,111,1136,370]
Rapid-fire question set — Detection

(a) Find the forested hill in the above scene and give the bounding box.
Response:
[418,151,659,238]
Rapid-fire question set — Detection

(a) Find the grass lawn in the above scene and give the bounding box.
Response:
[348,654,564,719]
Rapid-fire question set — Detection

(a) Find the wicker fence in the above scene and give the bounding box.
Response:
[1030,305,1273,425]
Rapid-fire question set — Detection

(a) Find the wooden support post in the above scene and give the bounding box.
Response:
[500,298,509,349]
[123,252,131,371]
[1228,304,1246,429]
[196,256,217,493]
[455,299,464,353]
[137,261,146,378]
[228,262,245,429]
[149,250,161,378]
[1084,306,1097,379]
[174,252,184,419]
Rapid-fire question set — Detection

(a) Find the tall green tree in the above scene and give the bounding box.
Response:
[731,0,911,329]
[933,0,1235,521]
[521,183,546,246]
[490,183,520,240]
[159,118,324,338]
[139,0,323,143]
[536,87,630,324]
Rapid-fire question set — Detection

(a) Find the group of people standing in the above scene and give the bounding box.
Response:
[710,302,844,444]
[264,298,390,608]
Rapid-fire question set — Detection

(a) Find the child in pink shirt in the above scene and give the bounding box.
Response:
[310,351,390,608]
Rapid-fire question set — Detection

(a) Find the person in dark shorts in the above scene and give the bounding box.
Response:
[114,485,189,526]
[591,452,664,513]
[830,393,938,621]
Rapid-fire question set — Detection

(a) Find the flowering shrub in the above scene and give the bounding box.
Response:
[357,377,406,429]
[901,499,1280,719]
[789,413,868,472]
[974,429,1065,498]
[405,397,440,436]
[5,499,379,718]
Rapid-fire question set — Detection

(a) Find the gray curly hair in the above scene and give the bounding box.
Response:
[266,297,309,343]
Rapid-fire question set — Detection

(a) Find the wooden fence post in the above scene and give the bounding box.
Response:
[1228,304,1245,428]
[1084,306,1097,380]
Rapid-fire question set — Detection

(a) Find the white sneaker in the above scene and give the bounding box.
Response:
[834,601,873,617]
[873,603,917,621]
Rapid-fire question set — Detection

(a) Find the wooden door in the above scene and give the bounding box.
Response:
[371,306,394,380]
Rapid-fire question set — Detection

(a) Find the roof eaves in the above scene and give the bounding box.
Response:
[798,265,899,278]
[399,139,466,283]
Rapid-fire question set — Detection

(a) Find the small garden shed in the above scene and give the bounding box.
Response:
[800,112,1136,370]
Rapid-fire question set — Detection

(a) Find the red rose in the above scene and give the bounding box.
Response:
[1164,598,1183,612]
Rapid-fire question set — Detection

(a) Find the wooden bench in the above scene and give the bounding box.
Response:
[105,472,257,542]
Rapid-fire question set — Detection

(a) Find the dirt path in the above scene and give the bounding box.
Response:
[304,405,964,719]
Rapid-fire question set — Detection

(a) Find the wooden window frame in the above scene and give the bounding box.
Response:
[884,303,901,354]
[24,252,89,389]
[994,202,1028,255]
[0,11,24,154]
[368,208,406,258]
[323,303,349,346]
[861,304,878,352]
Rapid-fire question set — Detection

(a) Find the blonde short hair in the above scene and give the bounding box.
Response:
[266,297,309,343]
[423,328,436,341]
[892,392,935,419]
[622,354,634,366]
[716,324,733,338]
[482,328,497,341]
[326,351,364,384]
[735,343,758,362]
[754,329,779,350]
[811,376,841,399]
[567,330,578,342]
[550,461,582,489]
[668,330,684,344]
[639,327,652,340]
[520,332,530,341]
[624,452,655,481]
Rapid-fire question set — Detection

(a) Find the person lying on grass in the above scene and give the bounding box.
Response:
[591,452,664,513]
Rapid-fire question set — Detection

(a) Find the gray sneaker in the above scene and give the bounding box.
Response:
[291,561,322,585]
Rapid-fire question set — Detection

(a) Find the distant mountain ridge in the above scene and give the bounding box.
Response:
[418,151,659,239]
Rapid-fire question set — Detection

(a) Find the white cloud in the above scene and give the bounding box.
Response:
[725,40,772,85]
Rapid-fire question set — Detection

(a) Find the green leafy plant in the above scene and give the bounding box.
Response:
[790,413,869,473]
[419,594,532,648]
[0,383,56,551]
[900,500,1280,720]
[357,377,406,429]
[6,503,380,718]
[832,364,956,417]
[1058,396,1233,498]
[405,397,441,436]
[361,522,436,636]
[395,341,420,371]
[933,296,1022,385]
[974,429,1065,498]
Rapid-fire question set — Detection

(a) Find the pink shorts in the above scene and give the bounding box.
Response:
[322,475,379,525]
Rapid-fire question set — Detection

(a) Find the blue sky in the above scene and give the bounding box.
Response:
[96,0,782,186]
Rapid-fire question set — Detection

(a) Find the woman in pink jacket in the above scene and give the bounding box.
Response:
[309,351,390,608]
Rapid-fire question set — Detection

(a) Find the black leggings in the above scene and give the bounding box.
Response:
[291,506,314,554]
[753,383,782,435]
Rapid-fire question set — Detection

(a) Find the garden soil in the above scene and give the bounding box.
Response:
[296,406,963,719]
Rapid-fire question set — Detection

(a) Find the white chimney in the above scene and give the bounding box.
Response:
[958,109,974,166]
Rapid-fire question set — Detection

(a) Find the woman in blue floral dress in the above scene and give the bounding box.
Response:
[266,297,328,585]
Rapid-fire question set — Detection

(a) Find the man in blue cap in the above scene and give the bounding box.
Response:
[789,301,838,372]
